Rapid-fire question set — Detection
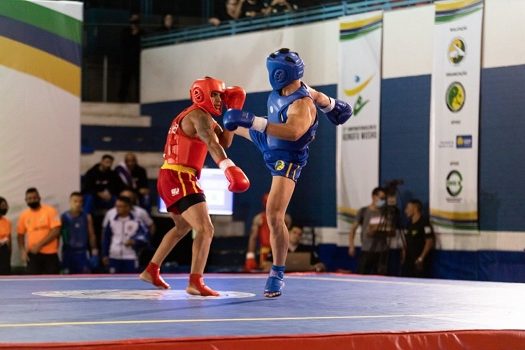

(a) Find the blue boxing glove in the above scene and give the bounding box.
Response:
[223,109,268,132]
[320,98,353,125]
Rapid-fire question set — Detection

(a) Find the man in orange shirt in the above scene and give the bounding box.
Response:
[0,197,11,275]
[17,188,61,274]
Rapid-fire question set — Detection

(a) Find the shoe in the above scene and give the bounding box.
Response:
[264,267,285,298]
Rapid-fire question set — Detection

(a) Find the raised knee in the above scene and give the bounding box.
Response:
[194,223,214,238]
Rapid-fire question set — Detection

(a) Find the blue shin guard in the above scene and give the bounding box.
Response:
[264,265,285,298]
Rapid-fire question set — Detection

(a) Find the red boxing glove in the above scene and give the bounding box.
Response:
[245,258,258,271]
[223,86,246,110]
[219,159,250,193]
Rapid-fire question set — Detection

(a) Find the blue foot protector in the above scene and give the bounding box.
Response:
[264,265,285,298]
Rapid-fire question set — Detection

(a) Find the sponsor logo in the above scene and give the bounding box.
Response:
[448,37,466,65]
[274,160,285,171]
[446,170,463,197]
[344,75,373,117]
[456,135,472,148]
[171,188,179,196]
[446,82,466,113]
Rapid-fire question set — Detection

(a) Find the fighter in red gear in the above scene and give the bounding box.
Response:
[140,77,249,296]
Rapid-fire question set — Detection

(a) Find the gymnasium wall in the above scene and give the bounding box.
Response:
[140,0,525,281]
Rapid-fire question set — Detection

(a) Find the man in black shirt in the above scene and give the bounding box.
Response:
[401,199,434,278]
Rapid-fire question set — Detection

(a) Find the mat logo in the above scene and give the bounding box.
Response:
[446,170,463,197]
[456,135,472,148]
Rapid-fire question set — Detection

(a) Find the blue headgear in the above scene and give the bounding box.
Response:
[266,48,304,90]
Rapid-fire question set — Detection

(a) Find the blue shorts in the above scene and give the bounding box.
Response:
[62,249,90,274]
[249,130,305,182]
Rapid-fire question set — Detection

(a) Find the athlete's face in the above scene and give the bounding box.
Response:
[211,91,222,112]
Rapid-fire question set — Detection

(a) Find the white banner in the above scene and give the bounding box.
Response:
[337,11,383,235]
[429,0,483,233]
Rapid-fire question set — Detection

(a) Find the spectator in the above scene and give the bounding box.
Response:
[102,196,149,273]
[118,13,144,102]
[17,188,61,274]
[348,187,396,275]
[82,154,123,215]
[0,197,11,275]
[209,0,243,26]
[241,0,268,17]
[244,192,291,271]
[266,0,298,15]
[115,152,150,211]
[61,192,98,274]
[157,13,176,32]
[102,189,155,236]
[401,199,434,278]
[264,225,325,272]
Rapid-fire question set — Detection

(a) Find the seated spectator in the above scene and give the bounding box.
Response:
[244,193,291,271]
[82,154,124,215]
[263,225,326,272]
[158,13,176,32]
[61,192,98,274]
[0,197,11,275]
[102,196,150,274]
[209,0,243,26]
[102,189,155,236]
[242,0,268,18]
[266,0,298,15]
[401,199,434,278]
[115,152,151,212]
[17,188,61,274]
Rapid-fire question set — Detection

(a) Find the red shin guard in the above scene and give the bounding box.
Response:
[140,262,170,290]
[186,273,219,296]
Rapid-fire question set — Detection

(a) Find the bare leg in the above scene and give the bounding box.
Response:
[151,213,191,264]
[267,176,295,266]
[139,213,191,289]
[264,176,296,298]
[179,201,218,296]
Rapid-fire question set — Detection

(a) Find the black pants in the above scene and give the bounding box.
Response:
[357,251,388,275]
[0,244,10,275]
[27,252,60,274]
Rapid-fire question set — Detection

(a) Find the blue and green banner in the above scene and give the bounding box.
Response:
[0,0,82,238]
[337,11,383,233]
[429,0,483,232]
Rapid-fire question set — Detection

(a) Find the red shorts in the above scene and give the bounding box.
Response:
[157,165,204,214]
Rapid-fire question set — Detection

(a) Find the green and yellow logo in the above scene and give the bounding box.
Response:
[448,38,466,65]
[274,160,285,171]
[446,82,465,113]
[344,75,373,117]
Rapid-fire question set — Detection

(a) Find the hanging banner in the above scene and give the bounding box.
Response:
[429,0,483,233]
[337,11,382,234]
[0,0,82,234]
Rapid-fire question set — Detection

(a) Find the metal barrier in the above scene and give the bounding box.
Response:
[142,0,434,48]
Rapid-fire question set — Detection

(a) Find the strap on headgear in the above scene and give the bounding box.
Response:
[190,77,226,116]
[266,48,304,90]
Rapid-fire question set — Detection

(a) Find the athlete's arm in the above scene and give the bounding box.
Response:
[191,110,229,164]
[214,124,235,149]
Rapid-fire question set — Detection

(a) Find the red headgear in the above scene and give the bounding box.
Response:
[190,77,225,116]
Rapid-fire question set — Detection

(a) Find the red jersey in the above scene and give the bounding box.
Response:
[163,105,217,177]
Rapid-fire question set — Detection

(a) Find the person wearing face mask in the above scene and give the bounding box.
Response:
[16,188,62,274]
[0,197,11,275]
[349,187,395,275]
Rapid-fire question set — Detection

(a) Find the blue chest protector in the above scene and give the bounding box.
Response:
[61,211,89,251]
[266,84,318,163]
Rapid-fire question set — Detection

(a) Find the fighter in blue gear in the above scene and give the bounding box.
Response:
[224,48,352,297]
